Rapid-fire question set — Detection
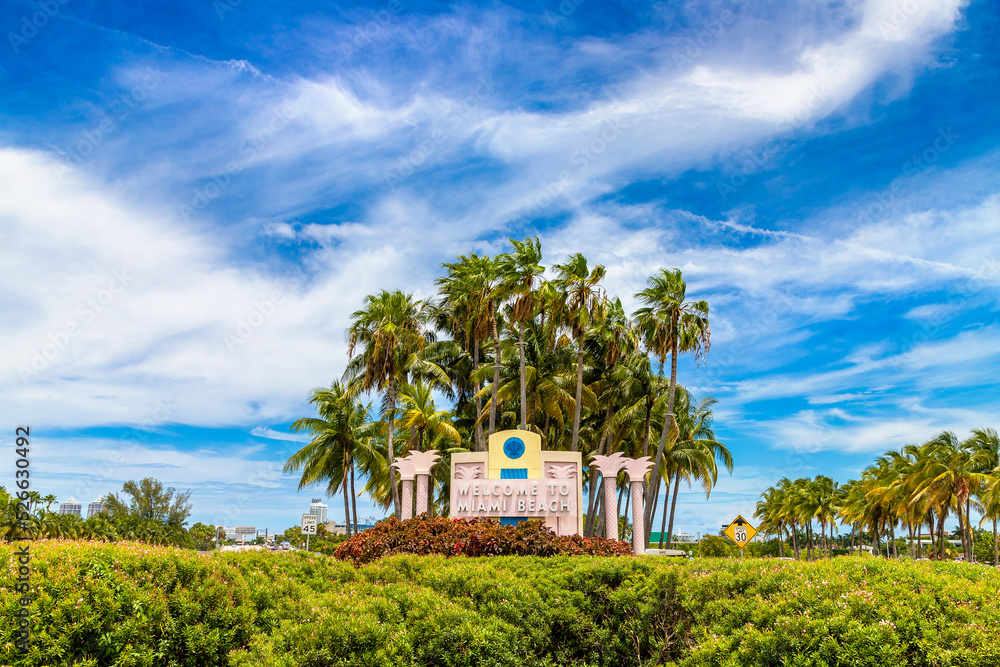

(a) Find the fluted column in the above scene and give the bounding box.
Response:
[591,453,626,541]
[408,450,441,518]
[623,457,653,554]
[391,458,417,520]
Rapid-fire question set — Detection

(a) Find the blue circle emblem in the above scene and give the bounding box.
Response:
[503,437,525,459]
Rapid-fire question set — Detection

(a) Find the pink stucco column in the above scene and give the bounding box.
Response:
[408,450,440,517]
[415,475,429,515]
[391,458,417,520]
[591,453,626,541]
[604,476,618,541]
[630,480,644,553]
[623,457,653,555]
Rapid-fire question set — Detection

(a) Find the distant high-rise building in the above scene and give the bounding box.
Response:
[59,496,82,517]
[87,499,105,518]
[309,499,328,523]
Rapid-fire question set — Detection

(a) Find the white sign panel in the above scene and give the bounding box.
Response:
[301,513,318,535]
[451,478,578,518]
[234,526,256,535]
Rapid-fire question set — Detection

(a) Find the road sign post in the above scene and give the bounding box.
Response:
[301,514,318,551]
[723,515,758,558]
[234,526,255,546]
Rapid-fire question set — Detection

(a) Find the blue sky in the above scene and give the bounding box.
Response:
[2,0,998,535]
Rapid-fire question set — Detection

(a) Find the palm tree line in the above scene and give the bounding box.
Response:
[756,428,1000,563]
[286,237,733,544]
[0,488,189,545]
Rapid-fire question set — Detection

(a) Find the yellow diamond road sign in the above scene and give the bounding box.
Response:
[724,515,757,548]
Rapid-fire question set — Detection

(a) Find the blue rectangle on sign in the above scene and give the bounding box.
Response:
[499,517,527,526]
[501,468,527,479]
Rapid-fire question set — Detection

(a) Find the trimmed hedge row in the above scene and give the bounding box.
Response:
[3,541,1000,666]
[332,515,633,566]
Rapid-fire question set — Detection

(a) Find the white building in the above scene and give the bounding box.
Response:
[87,499,105,518]
[59,496,82,517]
[310,498,328,524]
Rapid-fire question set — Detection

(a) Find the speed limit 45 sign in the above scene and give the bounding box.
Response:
[724,515,757,548]
[301,513,318,535]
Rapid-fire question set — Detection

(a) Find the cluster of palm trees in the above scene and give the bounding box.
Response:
[285,237,733,545]
[756,429,1000,563]
[0,489,190,545]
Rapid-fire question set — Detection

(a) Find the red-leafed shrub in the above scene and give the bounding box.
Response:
[332,515,632,566]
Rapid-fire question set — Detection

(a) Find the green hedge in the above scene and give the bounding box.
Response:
[3,541,1000,666]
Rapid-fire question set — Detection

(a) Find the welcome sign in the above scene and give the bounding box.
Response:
[449,429,583,535]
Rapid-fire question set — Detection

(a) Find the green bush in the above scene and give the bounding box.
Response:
[332,515,633,566]
[4,541,1000,666]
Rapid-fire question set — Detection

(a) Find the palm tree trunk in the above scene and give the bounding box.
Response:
[993,517,997,566]
[966,499,973,563]
[657,489,669,549]
[936,511,947,560]
[791,521,800,559]
[387,379,400,518]
[927,511,935,558]
[489,320,501,436]
[648,477,661,540]
[343,458,352,538]
[641,400,653,458]
[958,507,968,561]
[588,478,603,538]
[519,321,527,430]
[584,418,611,537]
[350,456,358,534]
[474,341,485,451]
[570,345,585,452]
[806,523,814,561]
[644,320,679,541]
[889,522,897,559]
[585,472,600,537]
[664,468,682,548]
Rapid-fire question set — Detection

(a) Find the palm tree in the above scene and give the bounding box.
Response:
[347,289,429,517]
[285,382,371,536]
[437,254,500,447]
[634,268,710,541]
[910,432,991,561]
[755,486,788,557]
[398,381,462,451]
[967,428,999,563]
[552,253,606,452]
[497,236,544,431]
[662,392,732,548]
[976,475,1000,566]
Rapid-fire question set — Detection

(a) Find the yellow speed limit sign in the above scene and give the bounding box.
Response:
[724,515,757,549]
